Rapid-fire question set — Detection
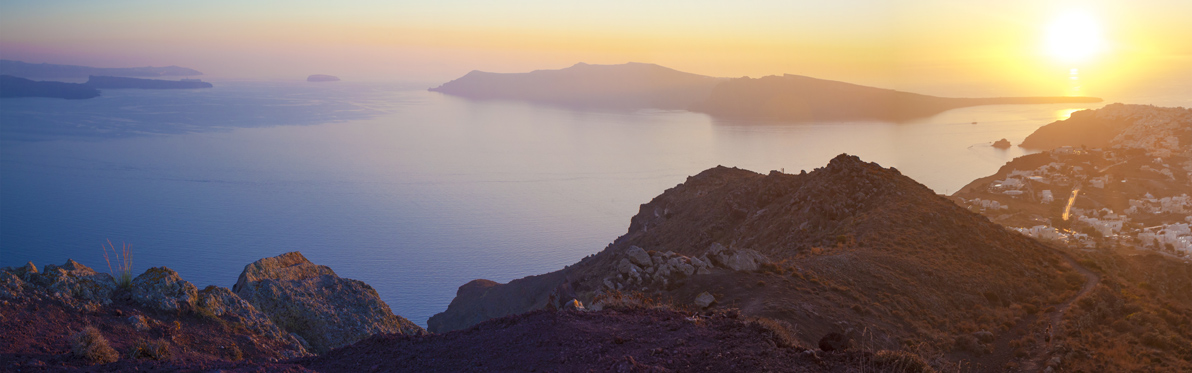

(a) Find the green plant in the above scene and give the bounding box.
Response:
[72,326,119,364]
[102,239,133,288]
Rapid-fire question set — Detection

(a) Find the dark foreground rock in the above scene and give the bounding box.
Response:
[1,260,310,371]
[234,252,426,354]
[305,307,931,373]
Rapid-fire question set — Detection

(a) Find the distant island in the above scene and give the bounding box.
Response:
[431,62,1102,121]
[0,75,101,99]
[691,74,1102,122]
[0,59,202,79]
[307,74,340,82]
[83,75,213,89]
[430,62,725,110]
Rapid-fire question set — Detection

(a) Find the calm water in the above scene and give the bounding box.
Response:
[2,80,1188,326]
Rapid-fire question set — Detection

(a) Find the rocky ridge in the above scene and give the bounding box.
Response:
[2,252,422,370]
[428,154,1081,370]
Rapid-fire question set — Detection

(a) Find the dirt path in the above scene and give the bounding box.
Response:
[1018,250,1100,372]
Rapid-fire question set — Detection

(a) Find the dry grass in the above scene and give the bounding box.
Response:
[590,290,668,311]
[71,326,119,364]
[102,239,133,288]
[129,339,172,360]
[750,317,801,348]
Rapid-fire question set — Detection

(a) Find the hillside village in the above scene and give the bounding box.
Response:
[953,104,1192,258]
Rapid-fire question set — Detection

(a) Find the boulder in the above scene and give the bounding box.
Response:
[626,246,652,267]
[617,258,640,275]
[706,243,769,272]
[37,259,117,303]
[563,299,585,311]
[233,252,425,354]
[694,292,716,308]
[131,267,198,312]
[818,332,852,351]
[197,285,310,357]
[127,315,152,331]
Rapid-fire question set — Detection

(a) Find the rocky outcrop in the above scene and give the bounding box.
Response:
[706,243,769,272]
[602,244,764,292]
[131,267,198,312]
[197,286,310,358]
[1,260,116,311]
[233,252,425,354]
[992,138,1011,149]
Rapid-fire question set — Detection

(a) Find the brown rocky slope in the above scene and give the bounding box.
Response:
[429,154,1084,370]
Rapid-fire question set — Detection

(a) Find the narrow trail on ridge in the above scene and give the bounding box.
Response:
[1017,249,1100,372]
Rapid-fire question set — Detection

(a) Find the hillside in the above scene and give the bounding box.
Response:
[952,103,1192,371]
[429,154,1085,370]
[0,59,202,79]
[1020,103,1192,150]
[689,74,1102,122]
[429,62,724,109]
[0,75,100,99]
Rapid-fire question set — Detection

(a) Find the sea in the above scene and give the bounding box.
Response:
[2,78,1189,326]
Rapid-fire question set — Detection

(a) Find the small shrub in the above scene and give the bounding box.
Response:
[870,350,935,373]
[102,240,133,289]
[221,343,243,361]
[72,326,119,364]
[752,318,800,348]
[129,339,172,360]
[953,334,982,354]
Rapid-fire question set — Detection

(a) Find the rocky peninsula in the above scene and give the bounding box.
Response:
[0,75,101,99]
[0,59,202,80]
[83,75,213,89]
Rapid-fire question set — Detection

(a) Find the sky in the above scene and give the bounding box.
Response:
[2,0,1190,96]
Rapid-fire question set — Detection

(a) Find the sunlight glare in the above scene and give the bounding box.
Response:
[1044,12,1105,64]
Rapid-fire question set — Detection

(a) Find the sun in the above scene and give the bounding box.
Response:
[1044,12,1105,64]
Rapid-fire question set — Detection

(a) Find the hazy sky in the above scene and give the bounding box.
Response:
[2,0,1189,95]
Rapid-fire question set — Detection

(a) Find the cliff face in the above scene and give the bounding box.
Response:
[429,62,724,110]
[0,75,100,99]
[428,154,1080,364]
